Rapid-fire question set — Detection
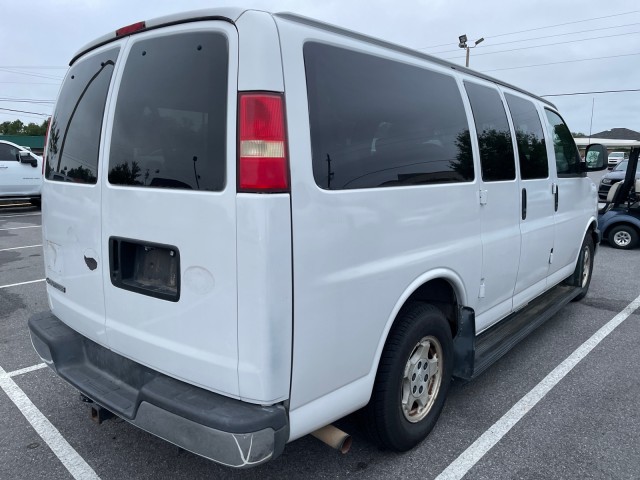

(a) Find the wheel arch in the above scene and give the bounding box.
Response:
[367,270,467,385]
[586,219,599,248]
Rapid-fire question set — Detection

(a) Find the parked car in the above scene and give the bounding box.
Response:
[0,139,43,207]
[608,151,626,168]
[28,7,607,469]
[598,160,640,201]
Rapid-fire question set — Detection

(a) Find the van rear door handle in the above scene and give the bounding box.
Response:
[522,188,527,220]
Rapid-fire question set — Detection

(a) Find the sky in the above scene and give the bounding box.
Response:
[2,0,640,136]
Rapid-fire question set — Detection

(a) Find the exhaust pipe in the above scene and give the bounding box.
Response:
[311,425,352,454]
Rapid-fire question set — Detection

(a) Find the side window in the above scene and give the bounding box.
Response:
[304,42,473,190]
[46,48,119,183]
[504,93,548,180]
[109,32,228,191]
[0,143,19,161]
[544,109,582,177]
[464,82,515,182]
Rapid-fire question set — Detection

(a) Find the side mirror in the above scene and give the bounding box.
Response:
[583,144,607,171]
[18,151,38,168]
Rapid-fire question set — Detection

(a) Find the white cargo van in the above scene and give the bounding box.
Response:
[29,8,607,468]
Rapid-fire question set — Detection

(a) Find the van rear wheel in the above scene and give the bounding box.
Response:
[365,302,452,451]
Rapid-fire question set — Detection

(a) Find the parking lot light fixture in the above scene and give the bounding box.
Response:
[458,34,484,68]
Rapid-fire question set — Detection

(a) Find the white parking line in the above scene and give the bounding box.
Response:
[0,226,41,231]
[0,365,100,479]
[8,363,47,377]
[0,279,46,290]
[0,244,42,252]
[0,213,41,218]
[436,293,640,480]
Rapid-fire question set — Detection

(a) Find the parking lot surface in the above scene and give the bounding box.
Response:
[1,189,639,479]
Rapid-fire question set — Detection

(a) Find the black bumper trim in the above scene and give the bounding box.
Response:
[28,311,289,468]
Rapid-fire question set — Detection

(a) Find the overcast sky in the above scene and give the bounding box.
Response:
[2,0,639,135]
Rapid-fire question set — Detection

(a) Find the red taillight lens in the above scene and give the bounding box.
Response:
[116,21,146,37]
[238,93,289,192]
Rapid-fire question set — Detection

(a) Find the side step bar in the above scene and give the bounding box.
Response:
[453,284,582,380]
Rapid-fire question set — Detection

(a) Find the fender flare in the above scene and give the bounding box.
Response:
[365,268,468,383]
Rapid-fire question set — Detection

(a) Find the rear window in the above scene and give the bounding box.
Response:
[108,32,228,191]
[46,48,119,183]
[304,42,473,190]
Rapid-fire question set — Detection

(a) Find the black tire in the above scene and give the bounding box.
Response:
[571,234,594,302]
[365,302,453,451]
[608,225,639,250]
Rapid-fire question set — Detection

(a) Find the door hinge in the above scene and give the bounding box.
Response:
[479,189,488,205]
[549,248,554,264]
[479,279,486,298]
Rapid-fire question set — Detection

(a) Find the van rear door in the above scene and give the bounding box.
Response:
[101,23,240,397]
[43,45,121,344]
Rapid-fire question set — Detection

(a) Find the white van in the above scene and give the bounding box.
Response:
[29,8,607,468]
[0,140,43,207]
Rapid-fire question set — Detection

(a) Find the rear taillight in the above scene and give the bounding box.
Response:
[115,21,146,37]
[238,93,289,193]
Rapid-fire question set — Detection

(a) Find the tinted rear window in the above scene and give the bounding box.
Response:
[109,32,228,191]
[304,42,473,190]
[46,48,119,183]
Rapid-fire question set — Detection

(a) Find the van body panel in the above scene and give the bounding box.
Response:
[236,194,292,404]
[542,107,598,283]
[276,19,482,410]
[99,22,241,397]
[501,89,556,309]
[43,183,106,344]
[287,266,469,436]
[71,7,246,65]
[236,10,284,92]
[460,79,521,331]
[42,43,124,348]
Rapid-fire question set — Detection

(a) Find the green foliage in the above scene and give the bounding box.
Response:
[0,118,49,136]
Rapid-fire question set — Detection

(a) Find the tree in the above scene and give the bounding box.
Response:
[0,118,49,136]
[108,161,142,185]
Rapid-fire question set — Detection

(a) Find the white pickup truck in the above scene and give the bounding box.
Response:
[0,139,43,207]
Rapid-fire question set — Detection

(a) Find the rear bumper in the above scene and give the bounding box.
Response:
[28,311,289,468]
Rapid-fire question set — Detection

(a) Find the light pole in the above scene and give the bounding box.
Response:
[458,34,484,68]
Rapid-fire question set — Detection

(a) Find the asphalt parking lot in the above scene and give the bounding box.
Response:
[1,185,639,479]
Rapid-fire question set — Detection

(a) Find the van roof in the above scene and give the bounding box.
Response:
[70,7,555,109]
